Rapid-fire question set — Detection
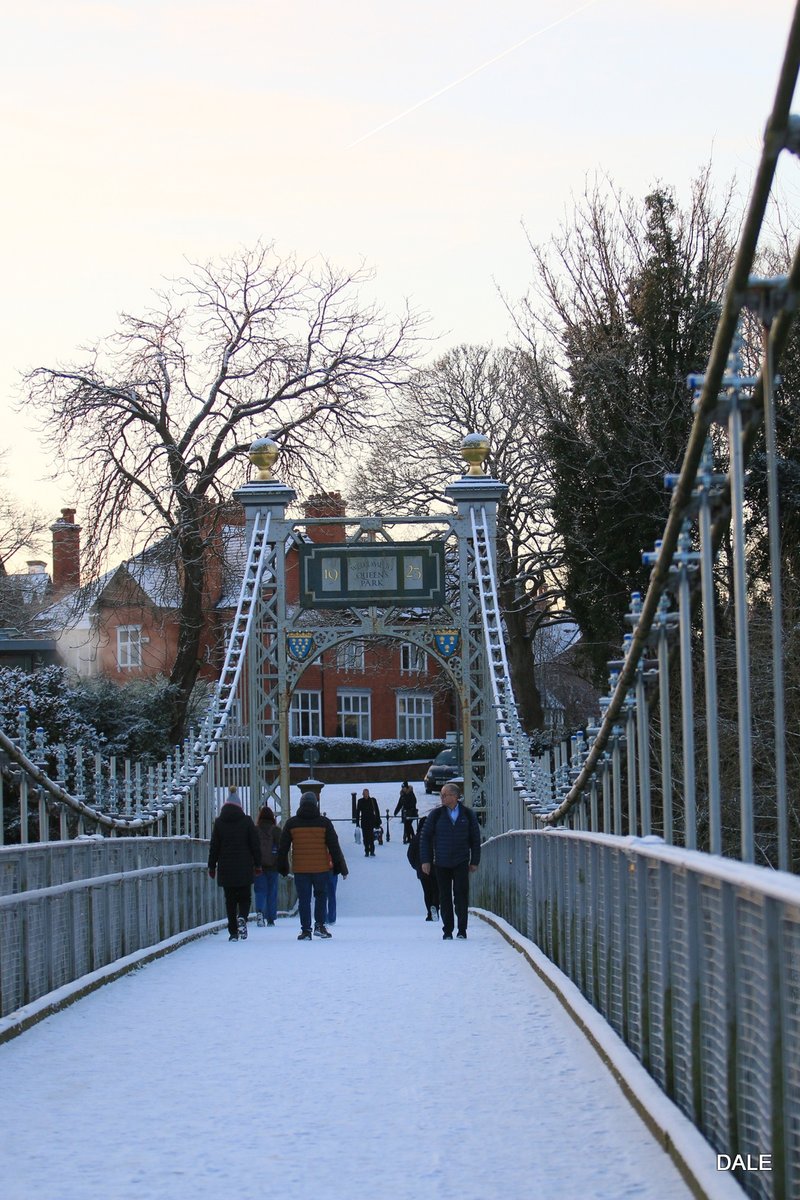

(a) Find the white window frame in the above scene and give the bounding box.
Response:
[396,692,433,740]
[116,624,142,669]
[400,642,427,674]
[290,690,323,738]
[336,639,365,672]
[337,690,371,740]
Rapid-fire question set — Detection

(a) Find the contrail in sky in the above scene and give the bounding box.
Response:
[347,0,601,149]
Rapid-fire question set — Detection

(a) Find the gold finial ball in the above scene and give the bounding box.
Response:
[461,432,490,477]
[249,437,280,482]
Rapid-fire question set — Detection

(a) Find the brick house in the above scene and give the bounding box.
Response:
[35,498,454,742]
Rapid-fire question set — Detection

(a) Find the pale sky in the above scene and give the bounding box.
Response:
[1,0,798,567]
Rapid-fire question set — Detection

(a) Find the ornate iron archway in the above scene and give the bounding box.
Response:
[233,435,506,816]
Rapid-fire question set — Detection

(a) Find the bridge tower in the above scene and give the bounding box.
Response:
[233,433,507,820]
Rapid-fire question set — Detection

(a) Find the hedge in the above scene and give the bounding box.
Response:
[289,737,447,765]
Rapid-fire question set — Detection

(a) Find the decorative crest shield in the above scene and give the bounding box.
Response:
[287,631,316,662]
[433,629,460,658]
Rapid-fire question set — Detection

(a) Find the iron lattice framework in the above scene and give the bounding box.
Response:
[234,471,510,820]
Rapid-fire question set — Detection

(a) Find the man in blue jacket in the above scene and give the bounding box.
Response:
[420,782,481,940]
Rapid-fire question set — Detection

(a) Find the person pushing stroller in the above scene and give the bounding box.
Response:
[394,781,418,844]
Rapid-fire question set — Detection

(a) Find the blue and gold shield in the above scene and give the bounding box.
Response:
[287,632,315,662]
[434,629,460,658]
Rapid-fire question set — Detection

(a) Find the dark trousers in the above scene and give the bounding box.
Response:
[294,871,329,931]
[419,868,440,915]
[223,885,251,936]
[435,862,470,935]
[402,817,415,843]
[361,823,375,855]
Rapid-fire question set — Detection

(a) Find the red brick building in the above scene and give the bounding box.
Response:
[36,499,454,742]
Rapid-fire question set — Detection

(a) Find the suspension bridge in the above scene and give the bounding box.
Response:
[2,9,800,1200]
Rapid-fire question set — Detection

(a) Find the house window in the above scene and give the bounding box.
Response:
[397,693,433,740]
[337,691,371,740]
[290,690,322,738]
[117,625,142,669]
[400,642,427,674]
[336,639,365,672]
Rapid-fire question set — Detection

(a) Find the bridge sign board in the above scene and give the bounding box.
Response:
[299,542,446,609]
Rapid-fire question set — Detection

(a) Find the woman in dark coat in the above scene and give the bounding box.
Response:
[254,805,282,926]
[208,787,262,940]
[407,802,440,920]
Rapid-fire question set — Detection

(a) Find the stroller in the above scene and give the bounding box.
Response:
[374,823,384,846]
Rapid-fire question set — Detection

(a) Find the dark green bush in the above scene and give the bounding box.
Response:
[289,737,446,765]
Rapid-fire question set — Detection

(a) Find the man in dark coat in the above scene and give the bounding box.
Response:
[355,788,381,857]
[419,782,481,940]
[277,792,348,940]
[208,786,262,941]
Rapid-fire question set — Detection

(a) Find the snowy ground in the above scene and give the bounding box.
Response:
[0,781,697,1200]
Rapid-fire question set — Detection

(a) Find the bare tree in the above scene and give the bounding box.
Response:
[25,243,424,740]
[0,453,47,573]
[349,344,568,732]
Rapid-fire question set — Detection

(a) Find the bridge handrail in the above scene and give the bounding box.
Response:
[481,826,800,906]
[475,827,800,1200]
[0,852,222,1022]
[0,511,273,836]
[547,7,800,823]
[0,862,205,908]
[0,836,209,896]
[469,504,535,799]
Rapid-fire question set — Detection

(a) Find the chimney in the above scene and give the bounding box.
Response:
[26,560,47,574]
[303,493,346,544]
[51,508,81,591]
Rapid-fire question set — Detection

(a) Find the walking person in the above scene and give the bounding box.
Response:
[407,797,440,920]
[254,804,282,926]
[208,786,262,941]
[355,787,381,857]
[394,780,419,844]
[277,792,348,940]
[420,783,481,939]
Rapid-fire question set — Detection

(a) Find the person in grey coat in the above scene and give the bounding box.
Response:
[419,782,480,939]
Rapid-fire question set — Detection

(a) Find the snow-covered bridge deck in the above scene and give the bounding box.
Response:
[0,784,726,1200]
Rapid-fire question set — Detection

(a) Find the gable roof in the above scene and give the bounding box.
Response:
[35,539,183,634]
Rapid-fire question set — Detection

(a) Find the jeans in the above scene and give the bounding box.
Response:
[434,862,470,935]
[253,870,279,922]
[326,871,338,924]
[294,872,329,931]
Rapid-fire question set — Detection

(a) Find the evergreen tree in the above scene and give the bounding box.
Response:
[524,174,736,676]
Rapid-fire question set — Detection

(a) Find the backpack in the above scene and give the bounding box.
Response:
[259,823,280,868]
[408,808,444,870]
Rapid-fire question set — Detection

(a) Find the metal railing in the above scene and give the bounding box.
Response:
[0,838,222,1023]
[475,830,800,1200]
[0,510,274,845]
[526,6,800,876]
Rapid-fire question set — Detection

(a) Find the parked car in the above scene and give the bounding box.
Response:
[423,749,460,794]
